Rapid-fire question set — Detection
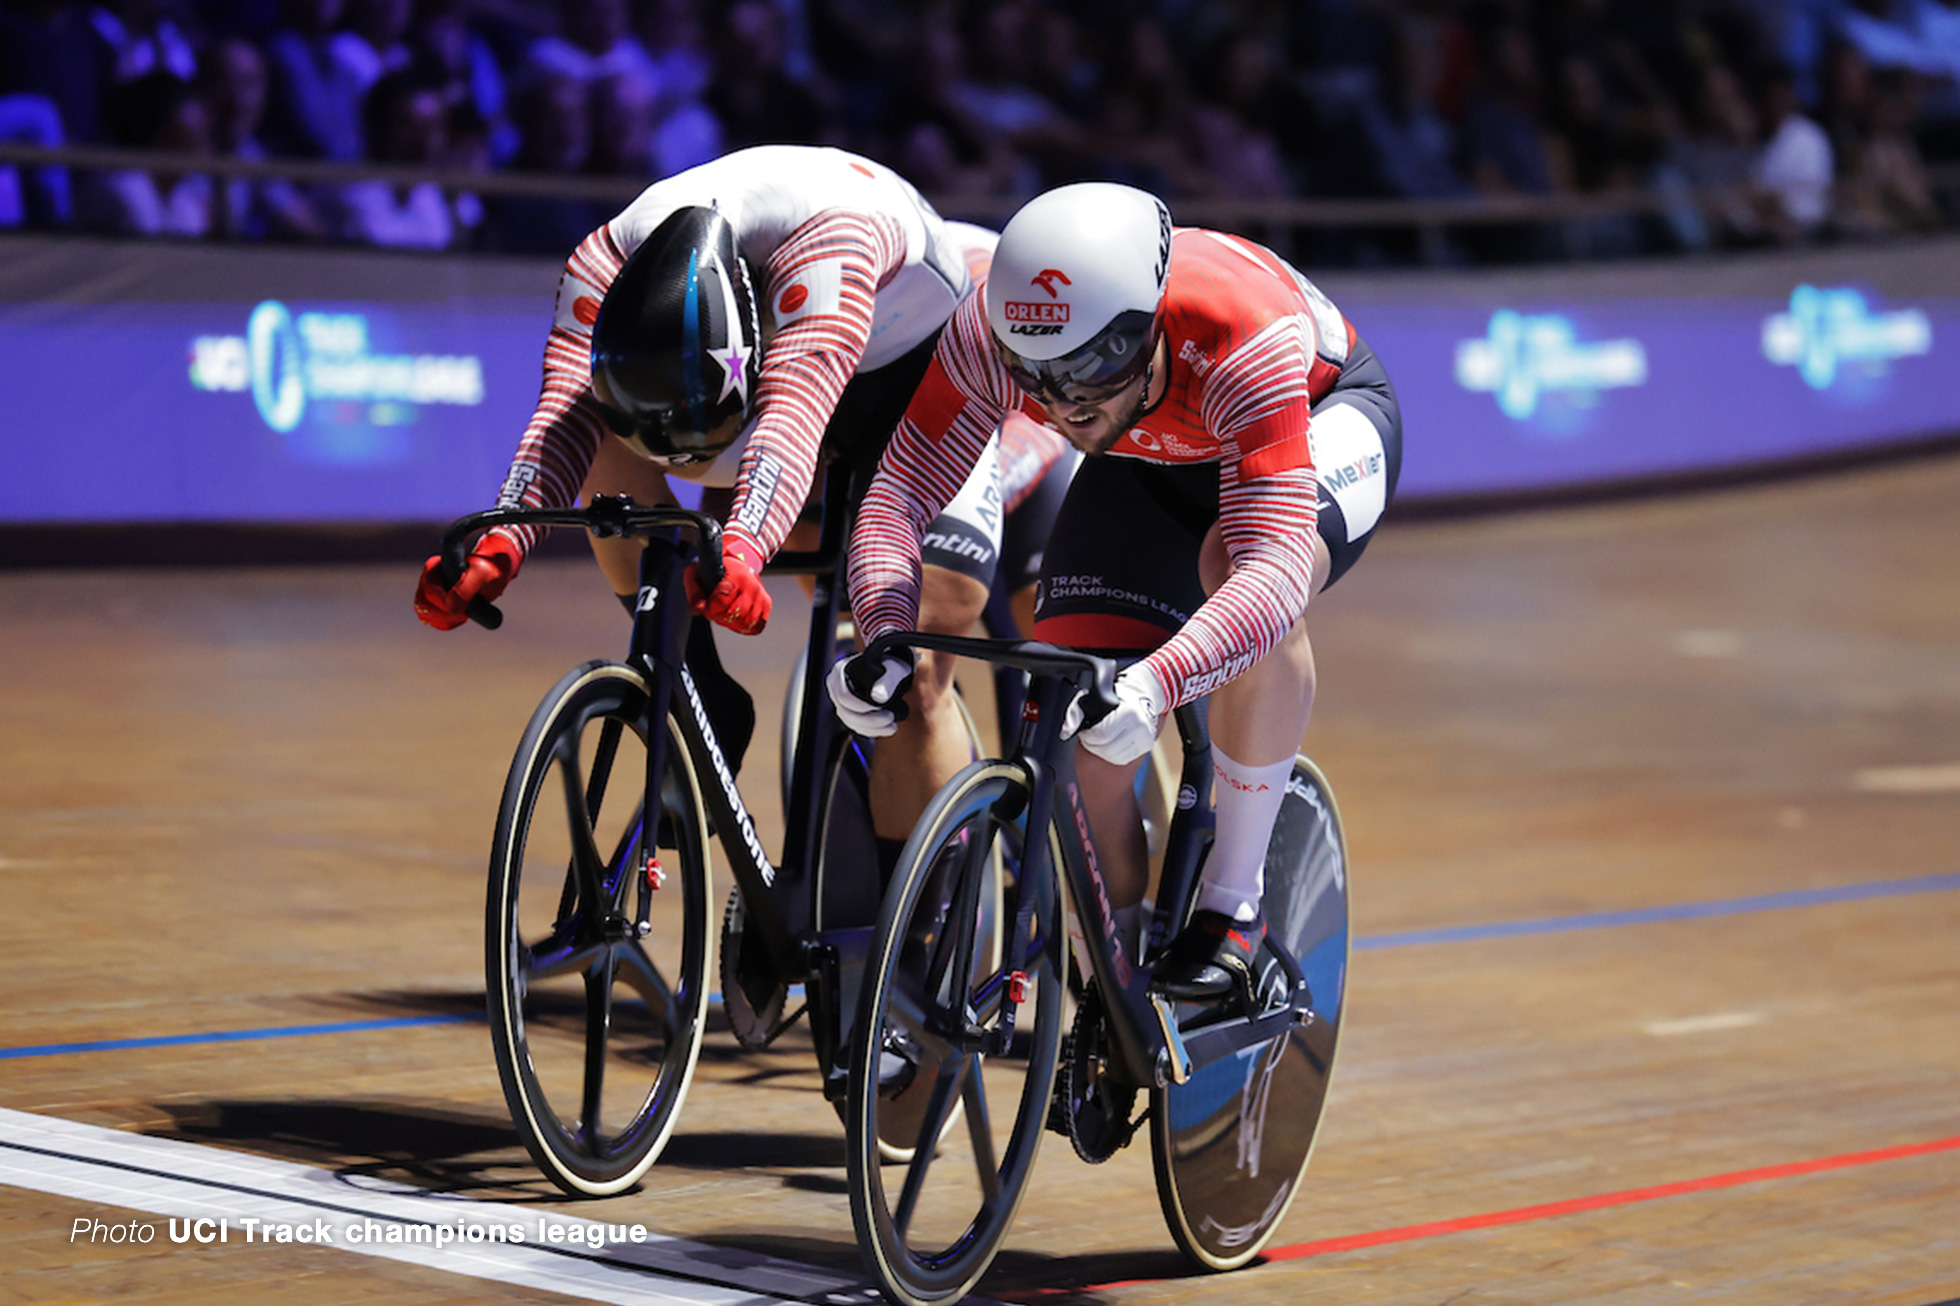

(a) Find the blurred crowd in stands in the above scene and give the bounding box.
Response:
[2,0,1957,263]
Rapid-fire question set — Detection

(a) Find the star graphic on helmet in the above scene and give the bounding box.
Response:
[712,337,751,405]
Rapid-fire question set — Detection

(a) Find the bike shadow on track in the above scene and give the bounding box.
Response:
[980,1244,1195,1304]
[147,1097,571,1202]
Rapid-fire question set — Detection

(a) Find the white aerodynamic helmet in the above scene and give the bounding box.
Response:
[985,182,1172,403]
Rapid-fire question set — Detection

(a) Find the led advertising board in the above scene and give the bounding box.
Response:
[1327,248,1960,500]
[1,237,1956,522]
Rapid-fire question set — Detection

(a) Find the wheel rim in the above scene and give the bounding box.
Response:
[489,666,711,1196]
[851,766,1064,1304]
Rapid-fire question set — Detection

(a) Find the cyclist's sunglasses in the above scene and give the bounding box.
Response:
[996,310,1159,406]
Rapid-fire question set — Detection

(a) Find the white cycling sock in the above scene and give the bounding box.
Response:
[1195,748,1293,922]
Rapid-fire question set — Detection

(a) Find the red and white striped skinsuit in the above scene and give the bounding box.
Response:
[848,227,1357,710]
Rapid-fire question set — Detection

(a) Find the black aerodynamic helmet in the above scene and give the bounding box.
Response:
[590,206,761,464]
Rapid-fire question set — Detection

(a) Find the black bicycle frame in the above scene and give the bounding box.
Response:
[442,461,861,993]
[861,631,1318,1092]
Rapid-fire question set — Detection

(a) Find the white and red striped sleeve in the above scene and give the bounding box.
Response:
[1137,318,1320,709]
[488,226,625,556]
[719,210,907,567]
[847,295,1015,641]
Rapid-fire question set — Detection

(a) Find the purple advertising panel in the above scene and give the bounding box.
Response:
[1,235,1957,522]
[1322,239,1960,498]
[0,238,557,523]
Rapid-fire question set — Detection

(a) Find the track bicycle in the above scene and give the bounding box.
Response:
[437,463,962,1197]
[839,632,1352,1305]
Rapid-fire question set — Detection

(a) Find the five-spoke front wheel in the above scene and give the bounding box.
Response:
[487,661,713,1197]
[847,761,1066,1305]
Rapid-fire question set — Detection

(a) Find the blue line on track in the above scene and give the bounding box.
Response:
[0,1015,474,1060]
[1354,872,1960,950]
[4,875,1953,1060]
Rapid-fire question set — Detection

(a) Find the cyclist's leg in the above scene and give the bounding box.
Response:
[1165,335,1400,979]
[1030,457,1215,915]
[868,436,1005,847]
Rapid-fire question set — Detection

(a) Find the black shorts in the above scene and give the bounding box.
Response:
[1032,334,1401,650]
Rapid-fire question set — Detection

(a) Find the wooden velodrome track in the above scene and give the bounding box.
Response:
[3,452,1957,1305]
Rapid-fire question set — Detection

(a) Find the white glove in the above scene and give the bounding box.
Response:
[1063,669,1165,765]
[827,651,915,738]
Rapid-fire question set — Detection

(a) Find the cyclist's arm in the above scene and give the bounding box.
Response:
[489,227,627,557]
[848,302,1015,641]
[719,210,907,568]
[1137,320,1322,709]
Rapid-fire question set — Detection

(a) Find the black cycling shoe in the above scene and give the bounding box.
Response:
[1151,910,1265,1001]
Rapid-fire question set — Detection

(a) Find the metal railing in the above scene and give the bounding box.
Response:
[4,141,1956,258]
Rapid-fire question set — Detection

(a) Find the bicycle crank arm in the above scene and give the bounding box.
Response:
[1171,1003,1309,1081]
[1148,993,1193,1086]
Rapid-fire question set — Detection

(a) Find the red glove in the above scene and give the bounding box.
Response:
[414,533,521,630]
[685,539,771,635]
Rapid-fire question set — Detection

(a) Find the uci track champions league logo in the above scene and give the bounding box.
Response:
[1761,284,1931,393]
[1454,309,1648,425]
[186,300,485,462]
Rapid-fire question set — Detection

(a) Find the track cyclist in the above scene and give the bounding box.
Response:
[835,181,1402,997]
[411,144,1065,798]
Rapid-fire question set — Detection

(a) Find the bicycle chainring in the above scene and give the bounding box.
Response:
[1053,983,1140,1164]
[719,888,793,1050]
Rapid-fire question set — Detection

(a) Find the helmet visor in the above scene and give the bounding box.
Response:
[598,395,740,466]
[996,309,1158,405]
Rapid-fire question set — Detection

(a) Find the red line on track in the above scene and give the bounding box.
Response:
[1026,1134,1960,1297]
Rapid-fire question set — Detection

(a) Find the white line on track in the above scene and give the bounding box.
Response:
[0,1107,888,1306]
[1853,763,1960,794]
[1642,1011,1764,1037]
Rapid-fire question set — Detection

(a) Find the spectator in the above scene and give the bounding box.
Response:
[637,0,713,108]
[1549,50,1648,256]
[340,72,454,248]
[484,73,598,253]
[89,0,197,85]
[520,0,659,103]
[0,0,107,145]
[1677,61,1766,246]
[0,93,74,227]
[200,35,330,240]
[709,0,834,149]
[631,0,721,176]
[586,69,654,177]
[441,99,490,246]
[79,70,214,236]
[1836,67,1943,233]
[265,0,368,159]
[1188,32,1294,200]
[1025,5,1100,127]
[1461,22,1562,197]
[1459,21,1567,260]
[329,0,414,96]
[1818,37,1876,170]
[411,0,515,165]
[1751,60,1834,241]
[944,0,1086,184]
[1355,16,1471,201]
[1089,18,1211,199]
